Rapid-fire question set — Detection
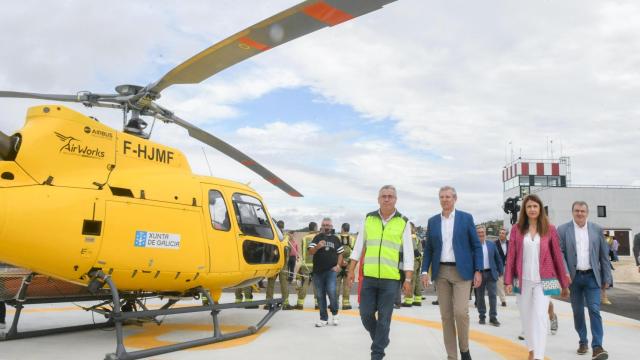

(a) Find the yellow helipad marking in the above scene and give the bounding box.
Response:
[6,303,640,357]
[124,323,268,350]
[332,309,531,360]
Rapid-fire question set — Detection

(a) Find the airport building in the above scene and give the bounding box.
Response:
[502,157,640,257]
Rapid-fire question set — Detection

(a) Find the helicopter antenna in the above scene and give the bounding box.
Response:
[202,147,213,176]
[148,115,157,138]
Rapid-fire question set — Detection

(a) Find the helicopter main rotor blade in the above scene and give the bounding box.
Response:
[165,112,303,197]
[0,90,123,105]
[145,0,397,95]
[0,90,85,103]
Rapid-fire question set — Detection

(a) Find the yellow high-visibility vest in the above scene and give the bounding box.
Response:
[363,211,408,280]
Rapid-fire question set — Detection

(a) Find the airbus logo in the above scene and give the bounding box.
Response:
[83,126,113,139]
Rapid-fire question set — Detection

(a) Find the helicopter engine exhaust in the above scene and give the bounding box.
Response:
[0,131,12,160]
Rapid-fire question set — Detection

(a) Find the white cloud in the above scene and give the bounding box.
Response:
[2,0,639,231]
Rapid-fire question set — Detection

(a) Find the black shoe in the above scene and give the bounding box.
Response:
[282,304,293,310]
[393,304,401,309]
[401,303,412,307]
[432,300,439,305]
[262,304,272,310]
[314,304,319,310]
[293,304,304,310]
[479,318,486,325]
[342,304,352,310]
[501,301,507,307]
[461,350,472,360]
[489,318,500,327]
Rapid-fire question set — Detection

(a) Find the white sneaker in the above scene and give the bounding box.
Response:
[315,320,328,327]
[0,322,5,329]
[331,314,339,326]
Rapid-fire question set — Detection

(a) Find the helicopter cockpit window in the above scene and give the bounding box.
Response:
[208,190,230,231]
[232,193,274,240]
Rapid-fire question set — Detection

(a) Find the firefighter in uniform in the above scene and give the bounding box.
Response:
[336,223,355,310]
[234,286,259,309]
[294,222,319,310]
[264,220,293,310]
[402,223,423,306]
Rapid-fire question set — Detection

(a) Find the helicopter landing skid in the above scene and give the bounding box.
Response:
[93,271,282,360]
[0,273,115,341]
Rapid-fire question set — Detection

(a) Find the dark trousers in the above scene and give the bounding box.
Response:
[359,277,401,360]
[313,269,338,321]
[0,301,5,323]
[287,256,296,282]
[570,271,603,349]
[474,271,497,320]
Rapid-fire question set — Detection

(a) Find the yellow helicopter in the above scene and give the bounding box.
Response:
[0,0,397,358]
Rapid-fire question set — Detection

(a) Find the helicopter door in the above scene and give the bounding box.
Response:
[204,188,239,272]
[231,193,280,267]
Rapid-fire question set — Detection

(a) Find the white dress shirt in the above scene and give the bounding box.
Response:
[350,210,414,271]
[440,210,456,262]
[500,240,507,256]
[523,232,541,282]
[574,221,591,270]
[482,242,490,270]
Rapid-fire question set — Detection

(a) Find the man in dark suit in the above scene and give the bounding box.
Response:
[475,225,503,326]
[558,201,612,360]
[421,186,482,360]
[494,228,508,307]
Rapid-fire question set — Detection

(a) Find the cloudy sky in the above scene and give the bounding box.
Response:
[1,0,639,231]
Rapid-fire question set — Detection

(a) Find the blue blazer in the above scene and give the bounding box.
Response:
[421,210,483,281]
[482,241,504,281]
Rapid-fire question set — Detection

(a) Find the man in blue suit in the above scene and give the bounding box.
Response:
[558,201,612,360]
[474,225,503,327]
[421,186,483,360]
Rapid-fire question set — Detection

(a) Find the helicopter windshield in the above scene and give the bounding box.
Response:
[232,193,274,240]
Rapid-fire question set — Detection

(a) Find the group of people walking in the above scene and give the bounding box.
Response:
[243,184,613,360]
[337,185,611,360]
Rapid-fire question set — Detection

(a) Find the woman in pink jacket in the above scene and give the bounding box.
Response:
[504,194,570,360]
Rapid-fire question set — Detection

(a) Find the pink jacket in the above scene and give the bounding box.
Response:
[504,224,569,289]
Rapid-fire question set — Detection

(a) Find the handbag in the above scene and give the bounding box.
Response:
[541,278,562,296]
[513,278,521,294]
[512,277,561,296]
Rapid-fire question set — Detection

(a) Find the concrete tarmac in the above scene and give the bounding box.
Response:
[1,291,639,360]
